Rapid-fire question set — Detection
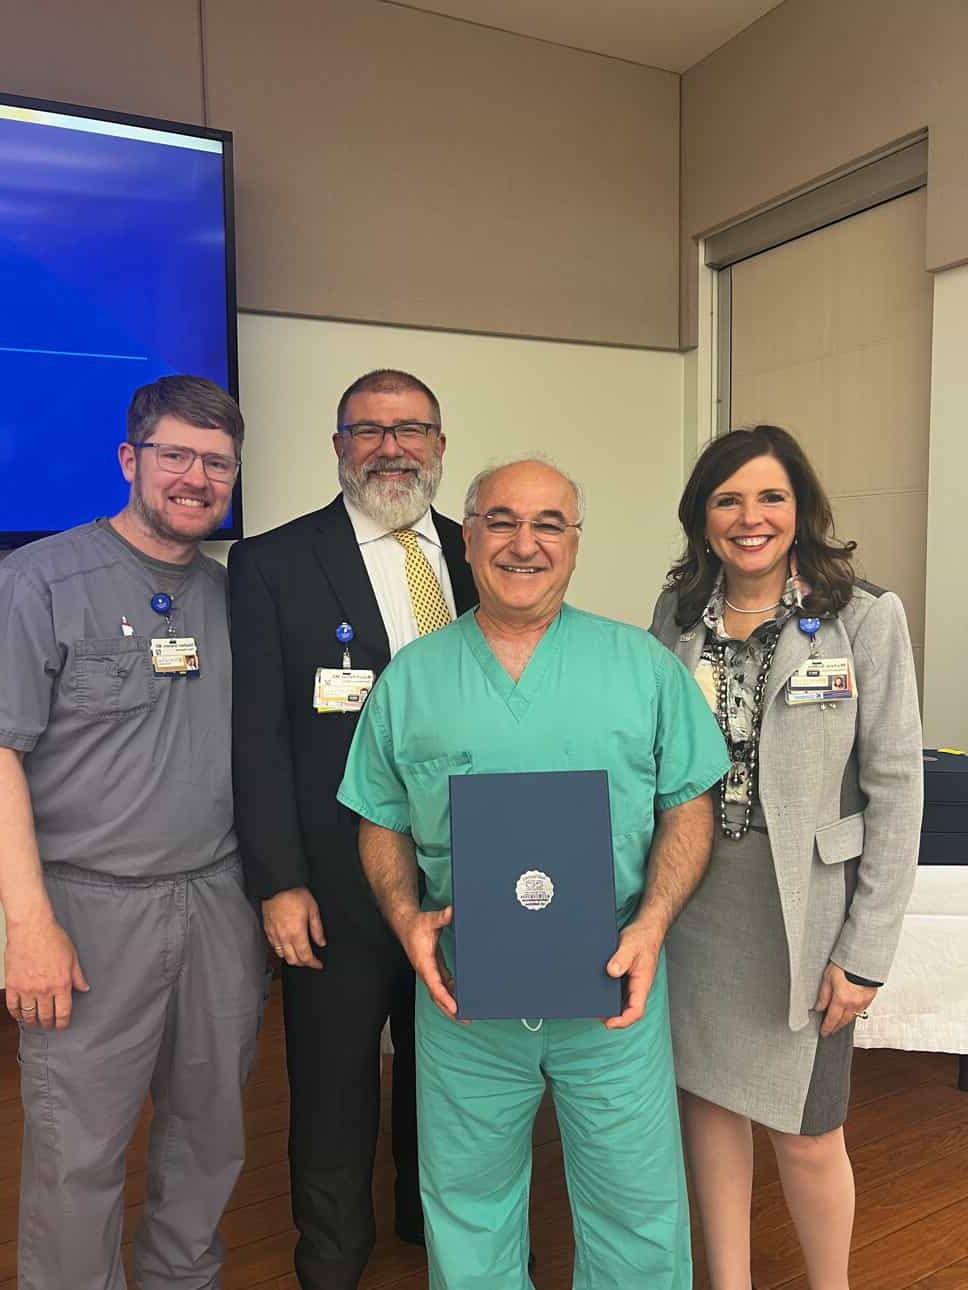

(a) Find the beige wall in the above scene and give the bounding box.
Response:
[923,264,968,750]
[0,0,679,349]
[680,0,968,346]
[0,0,204,122]
[232,314,685,628]
[204,0,679,348]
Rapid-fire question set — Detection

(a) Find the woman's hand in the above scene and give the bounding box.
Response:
[814,962,877,1037]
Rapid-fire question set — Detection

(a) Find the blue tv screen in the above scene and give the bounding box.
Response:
[0,93,240,547]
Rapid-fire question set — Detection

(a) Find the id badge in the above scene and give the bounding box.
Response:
[314,667,375,714]
[151,636,201,676]
[785,656,855,705]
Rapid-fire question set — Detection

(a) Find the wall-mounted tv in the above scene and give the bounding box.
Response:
[0,92,240,548]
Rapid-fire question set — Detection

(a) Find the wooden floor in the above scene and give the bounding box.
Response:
[1,985,966,1288]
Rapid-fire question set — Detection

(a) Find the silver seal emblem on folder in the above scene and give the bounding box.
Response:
[515,870,554,911]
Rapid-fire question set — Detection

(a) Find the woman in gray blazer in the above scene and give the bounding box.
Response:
[650,426,922,1290]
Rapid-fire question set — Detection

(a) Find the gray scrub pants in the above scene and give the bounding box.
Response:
[17,855,266,1290]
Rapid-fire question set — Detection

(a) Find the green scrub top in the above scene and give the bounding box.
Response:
[338,604,729,934]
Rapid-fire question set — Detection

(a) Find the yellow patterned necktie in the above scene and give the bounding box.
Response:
[391,529,452,636]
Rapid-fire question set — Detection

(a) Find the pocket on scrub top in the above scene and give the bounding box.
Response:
[72,636,158,720]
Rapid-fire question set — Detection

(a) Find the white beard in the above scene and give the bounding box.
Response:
[339,455,443,531]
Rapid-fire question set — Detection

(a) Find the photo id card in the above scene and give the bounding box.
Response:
[150,636,200,676]
[785,656,855,705]
[313,667,375,714]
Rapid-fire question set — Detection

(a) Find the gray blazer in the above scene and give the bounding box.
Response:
[650,584,923,1030]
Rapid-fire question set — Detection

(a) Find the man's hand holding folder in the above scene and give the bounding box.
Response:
[358,818,464,1020]
[605,791,716,1028]
[605,920,662,1030]
[396,903,460,1020]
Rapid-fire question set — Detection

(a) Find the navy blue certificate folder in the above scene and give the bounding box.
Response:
[449,770,622,1020]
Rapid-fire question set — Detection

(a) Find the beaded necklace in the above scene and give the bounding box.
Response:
[712,628,781,839]
[704,561,811,839]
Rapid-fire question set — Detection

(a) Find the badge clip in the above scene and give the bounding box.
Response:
[336,621,355,669]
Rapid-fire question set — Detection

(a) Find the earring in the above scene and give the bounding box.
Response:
[704,539,711,554]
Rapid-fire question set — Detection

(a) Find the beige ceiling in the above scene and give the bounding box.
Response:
[382,0,785,73]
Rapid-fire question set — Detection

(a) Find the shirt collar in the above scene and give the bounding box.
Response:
[342,495,441,549]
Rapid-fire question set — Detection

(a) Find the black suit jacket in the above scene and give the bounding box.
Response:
[228,496,477,947]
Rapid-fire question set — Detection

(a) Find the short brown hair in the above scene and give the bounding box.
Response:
[336,369,440,430]
[127,375,244,449]
[667,425,856,626]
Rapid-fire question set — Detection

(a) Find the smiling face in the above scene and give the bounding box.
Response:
[463,461,581,626]
[705,452,797,590]
[334,387,445,530]
[119,413,237,545]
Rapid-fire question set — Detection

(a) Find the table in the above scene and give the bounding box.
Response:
[853,865,968,1090]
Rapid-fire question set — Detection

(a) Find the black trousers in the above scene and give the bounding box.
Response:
[281,936,420,1290]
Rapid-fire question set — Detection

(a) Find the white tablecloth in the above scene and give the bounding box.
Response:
[853,866,968,1053]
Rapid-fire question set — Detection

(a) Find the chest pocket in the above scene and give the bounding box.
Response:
[564,734,654,838]
[396,751,472,854]
[71,637,158,721]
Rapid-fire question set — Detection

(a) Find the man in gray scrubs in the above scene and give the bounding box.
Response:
[0,376,265,1290]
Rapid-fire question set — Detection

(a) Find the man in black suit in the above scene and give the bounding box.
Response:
[228,370,477,1290]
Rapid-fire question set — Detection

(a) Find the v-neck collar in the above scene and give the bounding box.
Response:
[459,604,565,723]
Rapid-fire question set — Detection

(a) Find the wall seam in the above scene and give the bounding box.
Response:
[677,67,686,349]
[237,306,682,355]
[198,0,210,125]
[375,0,677,75]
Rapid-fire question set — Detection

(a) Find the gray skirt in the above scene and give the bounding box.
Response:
[665,826,853,1136]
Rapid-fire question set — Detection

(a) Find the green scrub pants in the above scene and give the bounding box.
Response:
[415,952,692,1289]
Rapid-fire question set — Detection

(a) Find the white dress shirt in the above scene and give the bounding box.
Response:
[343,496,458,657]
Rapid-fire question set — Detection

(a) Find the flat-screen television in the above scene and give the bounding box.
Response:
[0,92,240,547]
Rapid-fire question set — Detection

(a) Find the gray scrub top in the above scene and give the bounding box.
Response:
[0,521,237,876]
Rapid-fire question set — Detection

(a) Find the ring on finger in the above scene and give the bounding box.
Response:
[272,944,285,956]
[853,1009,869,1020]
[20,1003,38,1013]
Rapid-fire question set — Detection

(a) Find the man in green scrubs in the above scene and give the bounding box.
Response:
[338,459,729,1289]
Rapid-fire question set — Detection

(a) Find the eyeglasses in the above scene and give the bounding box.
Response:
[132,442,241,483]
[339,421,441,446]
[466,511,583,540]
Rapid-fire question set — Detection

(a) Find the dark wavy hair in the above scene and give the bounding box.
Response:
[666,425,856,627]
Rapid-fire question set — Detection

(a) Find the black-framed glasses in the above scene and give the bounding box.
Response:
[466,511,583,540]
[339,421,440,446]
[132,441,241,483]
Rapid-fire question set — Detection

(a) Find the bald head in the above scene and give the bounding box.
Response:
[464,458,584,525]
